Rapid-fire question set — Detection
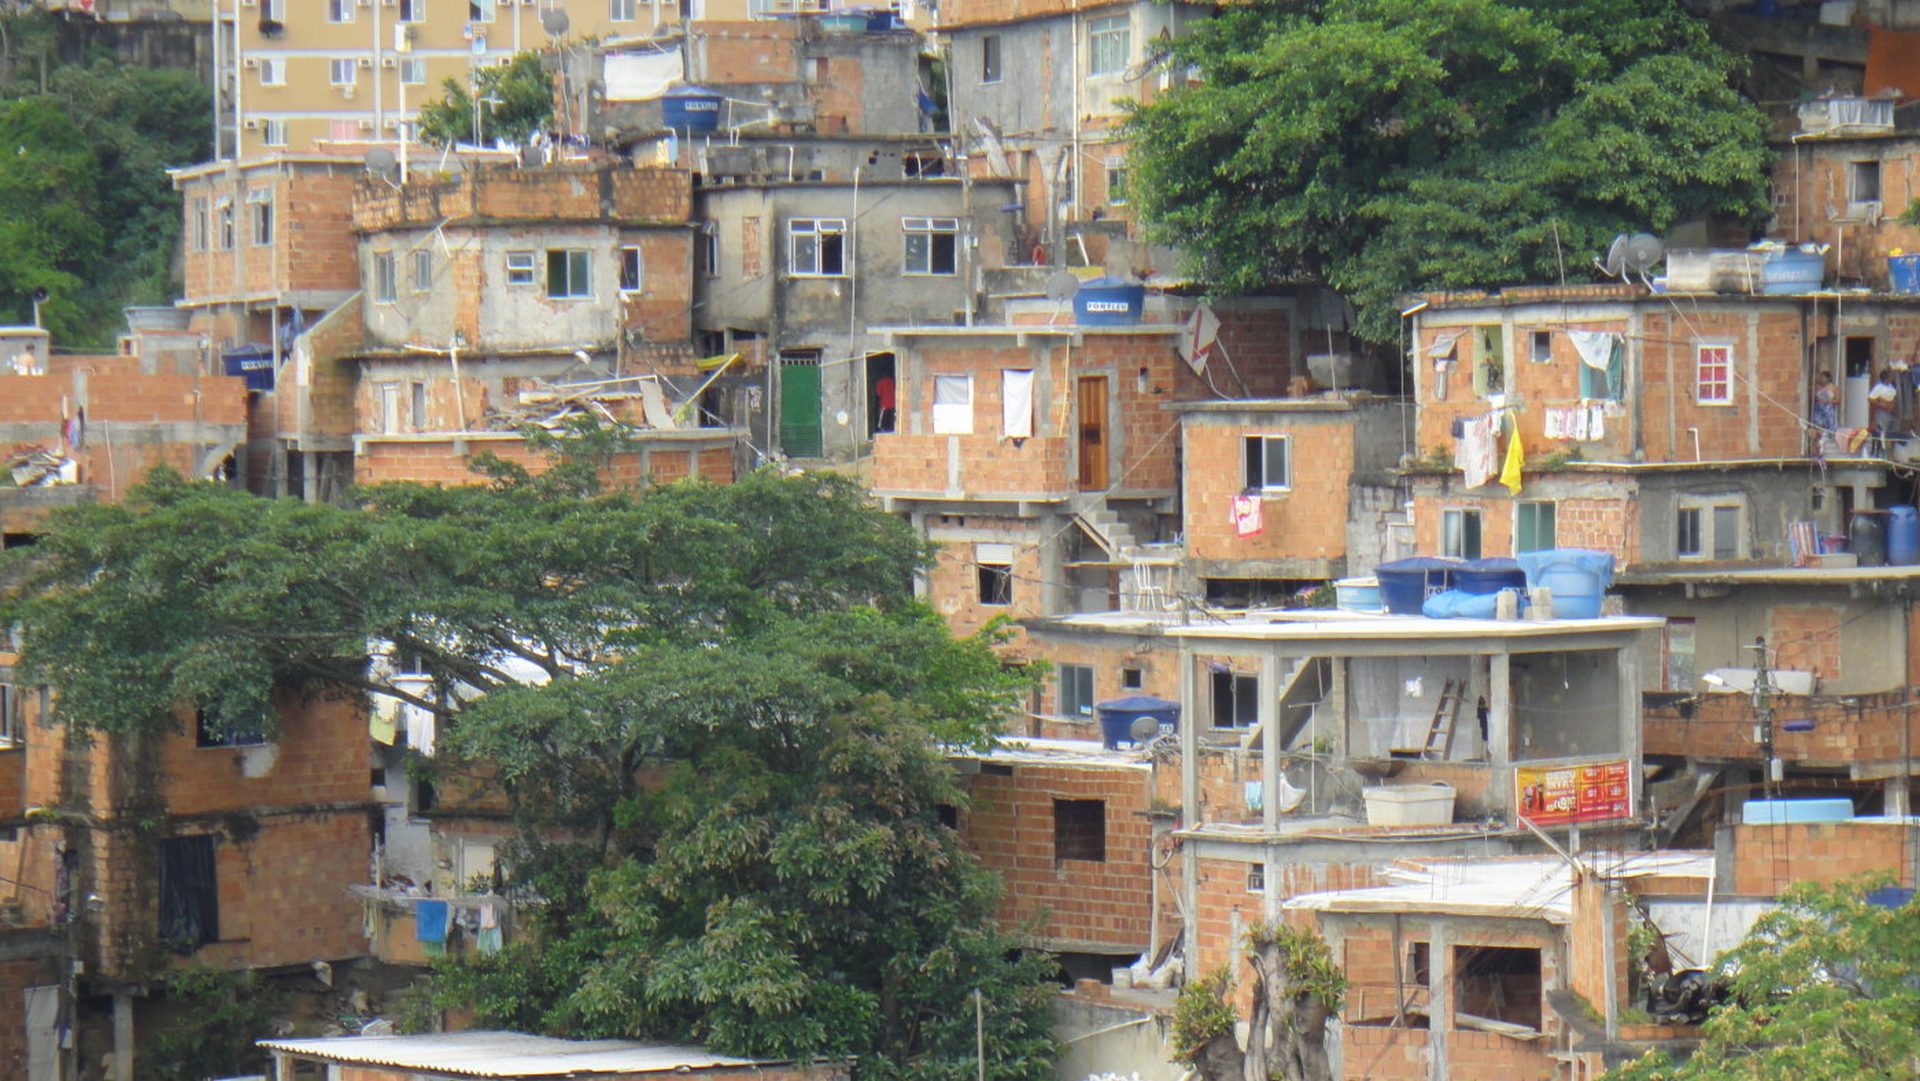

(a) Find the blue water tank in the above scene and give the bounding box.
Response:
[1094,694,1179,750]
[1074,278,1146,326]
[1515,548,1615,619]
[1375,557,1464,615]
[1454,557,1527,596]
[1890,505,1919,566]
[661,85,724,133]
[221,344,275,392]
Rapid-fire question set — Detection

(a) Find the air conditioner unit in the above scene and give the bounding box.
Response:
[243,118,262,130]
[384,117,404,130]
[341,84,357,99]
[357,56,374,68]
[242,56,260,68]
[380,56,398,67]
[359,118,376,131]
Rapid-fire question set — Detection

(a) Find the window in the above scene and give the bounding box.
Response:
[1247,863,1265,892]
[411,249,432,292]
[1243,435,1290,492]
[191,197,208,252]
[1849,160,1882,210]
[982,33,1002,83]
[788,217,846,276]
[1579,335,1623,401]
[411,381,428,431]
[469,0,495,20]
[258,57,286,86]
[401,57,428,85]
[1121,667,1143,690]
[1515,501,1556,553]
[378,382,402,434]
[373,251,397,303]
[1676,500,1744,560]
[902,216,959,275]
[611,0,636,18]
[618,246,642,292]
[932,374,973,434]
[194,704,267,748]
[505,249,536,285]
[1676,507,1701,557]
[1442,508,1482,560]
[1712,504,1741,559]
[1696,343,1732,404]
[975,542,1012,606]
[1211,670,1257,728]
[701,224,719,278]
[216,199,235,250]
[1106,162,1129,206]
[1473,325,1505,397]
[330,58,357,86]
[248,189,273,246]
[1529,329,1552,363]
[546,249,592,298]
[261,0,283,18]
[157,835,220,953]
[0,682,20,749]
[1454,946,1543,1032]
[1058,663,1094,718]
[399,0,426,20]
[1087,15,1129,77]
[1053,799,1106,862]
[327,0,353,21]
[262,119,288,147]
[1664,618,1697,691]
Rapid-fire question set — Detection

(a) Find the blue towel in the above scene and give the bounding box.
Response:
[415,899,450,945]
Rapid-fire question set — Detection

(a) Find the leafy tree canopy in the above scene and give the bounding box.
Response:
[0,449,1056,1079]
[417,51,555,147]
[1608,876,1920,1081]
[1124,0,1772,341]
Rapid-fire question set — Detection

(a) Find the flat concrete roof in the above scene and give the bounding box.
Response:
[257,1033,774,1078]
[1620,565,1920,586]
[1285,851,1714,924]
[949,736,1153,772]
[1171,614,1665,643]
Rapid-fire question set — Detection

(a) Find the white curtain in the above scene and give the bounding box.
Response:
[932,375,973,434]
[1001,369,1034,438]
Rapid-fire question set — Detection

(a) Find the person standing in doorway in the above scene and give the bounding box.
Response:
[874,373,897,433]
[1871,369,1900,453]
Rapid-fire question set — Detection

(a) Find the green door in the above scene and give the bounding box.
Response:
[779,355,823,458]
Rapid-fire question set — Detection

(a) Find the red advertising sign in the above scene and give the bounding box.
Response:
[1514,759,1632,827]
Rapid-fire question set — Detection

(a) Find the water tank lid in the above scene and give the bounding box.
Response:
[662,84,721,98]
[1076,276,1137,291]
[1377,556,1467,572]
[1095,694,1179,712]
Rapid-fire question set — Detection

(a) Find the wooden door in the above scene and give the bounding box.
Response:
[1077,375,1108,491]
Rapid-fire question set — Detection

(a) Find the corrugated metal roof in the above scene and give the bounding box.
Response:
[256,1033,775,1078]
[1283,851,1714,924]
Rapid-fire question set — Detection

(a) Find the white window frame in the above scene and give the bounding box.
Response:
[216,198,235,250]
[327,0,354,22]
[0,682,20,749]
[401,57,428,85]
[468,0,496,22]
[1243,434,1290,492]
[258,57,286,86]
[373,251,397,304]
[261,119,288,147]
[378,382,402,434]
[1514,499,1556,554]
[411,248,432,293]
[618,246,642,293]
[505,249,537,286]
[546,248,593,299]
[191,197,209,253]
[246,188,273,247]
[788,217,847,277]
[701,223,719,279]
[261,0,284,19]
[901,216,959,276]
[1087,14,1129,77]
[1675,496,1746,561]
[975,542,1013,607]
[981,33,1002,84]
[1058,663,1095,718]
[932,374,973,434]
[1696,342,1733,405]
[1848,159,1882,216]
[611,0,637,19]
[1442,507,1482,560]
[1105,160,1128,206]
[330,58,357,87]
[399,0,426,21]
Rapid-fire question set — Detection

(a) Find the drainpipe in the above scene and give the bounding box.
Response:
[212,4,224,159]
[1069,0,1081,225]
[372,0,383,138]
[232,1,244,157]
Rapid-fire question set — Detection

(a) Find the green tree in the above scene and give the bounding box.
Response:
[1124,0,1772,341]
[417,51,555,147]
[0,95,102,342]
[1607,876,1920,1081]
[143,966,281,1081]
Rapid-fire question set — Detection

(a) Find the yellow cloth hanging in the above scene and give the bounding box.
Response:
[369,696,399,745]
[1499,417,1524,495]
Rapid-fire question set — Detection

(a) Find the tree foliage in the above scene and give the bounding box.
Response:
[0,447,1057,1079]
[142,966,281,1081]
[417,51,555,147]
[1124,0,1772,341]
[1607,875,1920,1081]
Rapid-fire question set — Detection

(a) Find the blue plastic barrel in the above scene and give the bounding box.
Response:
[1073,278,1147,326]
[1375,557,1464,615]
[1455,557,1527,595]
[1890,506,1919,566]
[1515,548,1615,619]
[1094,694,1179,750]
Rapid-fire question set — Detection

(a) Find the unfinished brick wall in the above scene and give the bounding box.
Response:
[1769,605,1844,684]
[1731,820,1916,895]
[353,165,692,232]
[1409,480,1638,564]
[1022,630,1173,740]
[1774,142,1920,288]
[180,164,361,305]
[354,435,735,489]
[940,0,1127,29]
[1642,689,1920,767]
[0,951,58,1080]
[1415,319,1636,463]
[276,299,364,441]
[924,518,1046,640]
[959,762,1154,951]
[1637,308,1805,463]
[623,230,696,343]
[1184,412,1356,566]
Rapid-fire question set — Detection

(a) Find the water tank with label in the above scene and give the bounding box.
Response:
[661,85,724,133]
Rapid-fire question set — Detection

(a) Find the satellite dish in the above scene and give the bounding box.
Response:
[1045,270,1079,303]
[540,8,570,35]
[1597,233,1630,278]
[1624,233,1664,274]
[364,146,398,180]
[1128,715,1162,746]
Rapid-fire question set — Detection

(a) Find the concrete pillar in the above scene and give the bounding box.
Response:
[112,992,133,1081]
[1619,643,1643,812]
[1179,646,1199,984]
[1888,776,1911,818]
[1488,652,1512,820]
[1427,921,1451,1081]
[1259,649,1280,835]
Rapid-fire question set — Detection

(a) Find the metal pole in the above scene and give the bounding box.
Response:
[975,988,985,1081]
